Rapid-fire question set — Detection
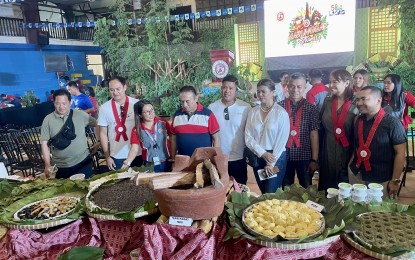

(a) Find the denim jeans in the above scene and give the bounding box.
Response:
[253,151,287,194]
[144,160,171,172]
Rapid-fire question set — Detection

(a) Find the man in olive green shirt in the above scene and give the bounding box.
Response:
[41,89,97,178]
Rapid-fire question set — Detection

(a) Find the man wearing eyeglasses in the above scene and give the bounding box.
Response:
[208,75,251,184]
[171,86,221,159]
[98,76,141,170]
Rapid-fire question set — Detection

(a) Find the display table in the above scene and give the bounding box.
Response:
[0,217,337,260]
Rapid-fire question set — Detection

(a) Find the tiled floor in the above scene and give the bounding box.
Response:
[246,166,415,204]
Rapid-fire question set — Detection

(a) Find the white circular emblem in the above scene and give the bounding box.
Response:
[360,150,367,158]
[117,126,124,132]
[212,60,229,79]
[290,130,297,136]
[335,128,342,135]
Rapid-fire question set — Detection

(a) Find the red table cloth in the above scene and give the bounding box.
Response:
[0,217,358,260]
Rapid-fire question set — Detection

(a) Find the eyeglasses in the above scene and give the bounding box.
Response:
[142,108,154,115]
[120,106,125,118]
[224,107,229,120]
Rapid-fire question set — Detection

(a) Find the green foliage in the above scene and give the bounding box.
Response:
[93,0,236,116]
[95,86,110,106]
[21,90,38,107]
[391,62,415,94]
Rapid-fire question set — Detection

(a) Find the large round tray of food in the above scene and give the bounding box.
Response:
[3,196,80,230]
[348,211,415,259]
[242,199,325,241]
[85,173,158,220]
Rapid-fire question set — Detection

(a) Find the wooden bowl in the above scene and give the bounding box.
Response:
[154,147,229,220]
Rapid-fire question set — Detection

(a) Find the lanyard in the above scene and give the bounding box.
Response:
[285,99,304,148]
[332,97,351,147]
[355,109,385,172]
[111,97,129,142]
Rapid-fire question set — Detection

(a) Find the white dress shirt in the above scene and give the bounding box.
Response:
[245,103,290,161]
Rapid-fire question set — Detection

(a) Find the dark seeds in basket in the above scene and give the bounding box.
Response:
[91,179,155,212]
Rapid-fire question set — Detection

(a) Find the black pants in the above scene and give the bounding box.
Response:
[56,155,93,179]
[228,159,248,184]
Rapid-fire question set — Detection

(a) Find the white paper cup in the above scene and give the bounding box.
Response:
[70,173,85,181]
[352,195,366,203]
[367,188,383,197]
[338,182,352,193]
[368,183,384,192]
[352,184,367,196]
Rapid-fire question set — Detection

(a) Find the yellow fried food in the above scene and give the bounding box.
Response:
[243,199,323,239]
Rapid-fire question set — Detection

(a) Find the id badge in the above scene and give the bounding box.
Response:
[153,156,161,165]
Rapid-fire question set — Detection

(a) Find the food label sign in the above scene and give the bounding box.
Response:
[306,200,324,212]
[169,216,193,227]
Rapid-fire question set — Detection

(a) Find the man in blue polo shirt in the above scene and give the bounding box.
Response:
[171,86,221,158]
[66,81,94,114]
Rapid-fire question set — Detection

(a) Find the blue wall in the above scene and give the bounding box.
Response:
[0,43,102,102]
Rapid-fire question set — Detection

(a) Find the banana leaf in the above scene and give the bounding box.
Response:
[57,246,104,260]
[0,180,88,225]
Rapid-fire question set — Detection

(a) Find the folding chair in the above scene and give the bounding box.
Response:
[0,129,34,177]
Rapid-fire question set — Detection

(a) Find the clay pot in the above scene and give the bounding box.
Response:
[154,147,229,220]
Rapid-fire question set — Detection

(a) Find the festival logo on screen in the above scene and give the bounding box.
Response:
[287,2,328,48]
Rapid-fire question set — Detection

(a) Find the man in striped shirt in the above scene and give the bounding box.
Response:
[171,86,221,158]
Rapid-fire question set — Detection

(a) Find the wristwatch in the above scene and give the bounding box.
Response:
[310,159,319,164]
[392,178,401,184]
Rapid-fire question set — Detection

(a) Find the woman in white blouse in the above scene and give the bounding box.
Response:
[245,79,290,194]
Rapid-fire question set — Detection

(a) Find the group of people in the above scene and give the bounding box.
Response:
[0,94,22,108]
[40,70,412,197]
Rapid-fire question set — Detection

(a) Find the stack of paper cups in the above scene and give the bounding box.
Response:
[338,183,352,200]
[352,184,367,202]
[367,183,383,203]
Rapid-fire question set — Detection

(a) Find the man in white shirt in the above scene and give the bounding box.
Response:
[98,76,141,170]
[209,75,251,184]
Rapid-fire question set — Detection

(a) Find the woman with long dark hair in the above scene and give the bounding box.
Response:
[122,100,173,172]
[382,74,415,130]
[319,69,358,191]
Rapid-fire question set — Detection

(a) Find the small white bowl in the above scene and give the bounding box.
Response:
[70,173,85,181]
